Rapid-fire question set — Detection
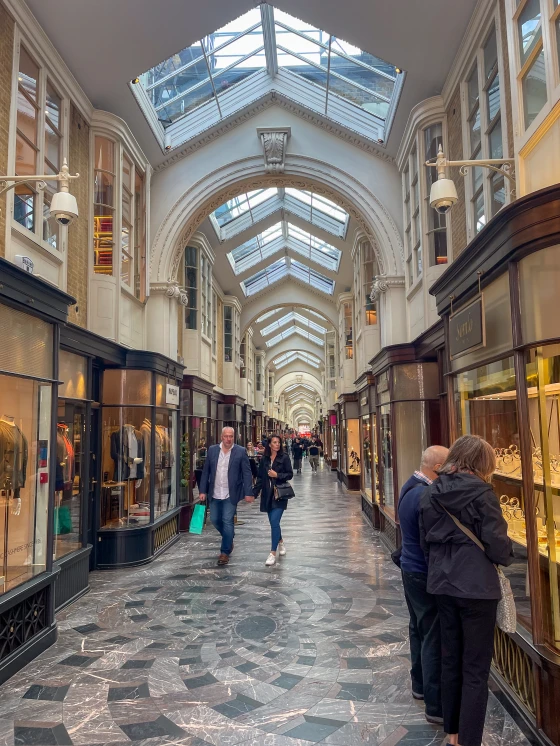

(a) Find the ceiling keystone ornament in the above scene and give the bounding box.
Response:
[257,127,291,174]
[370,275,405,302]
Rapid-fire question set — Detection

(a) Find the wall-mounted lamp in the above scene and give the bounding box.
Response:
[426,145,515,215]
[0,158,79,223]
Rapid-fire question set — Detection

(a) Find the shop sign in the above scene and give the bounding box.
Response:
[166,383,180,406]
[449,294,485,360]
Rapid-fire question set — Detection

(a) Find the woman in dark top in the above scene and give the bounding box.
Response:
[253,435,293,567]
[419,435,513,746]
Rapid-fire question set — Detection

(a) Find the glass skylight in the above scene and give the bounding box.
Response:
[261,311,326,336]
[240,257,335,296]
[133,5,403,150]
[285,383,315,392]
[214,189,278,226]
[273,351,321,369]
[227,223,284,275]
[256,310,278,322]
[266,327,324,348]
[287,223,341,271]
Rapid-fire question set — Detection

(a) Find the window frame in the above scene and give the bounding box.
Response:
[11,42,69,255]
[184,246,198,330]
[461,19,509,243]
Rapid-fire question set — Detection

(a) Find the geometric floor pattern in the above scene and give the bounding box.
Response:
[0,461,533,745]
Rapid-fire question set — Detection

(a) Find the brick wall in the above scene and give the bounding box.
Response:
[67,105,89,327]
[0,7,14,259]
[446,83,468,259]
[217,297,223,388]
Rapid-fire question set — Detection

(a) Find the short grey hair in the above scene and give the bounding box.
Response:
[221,426,235,435]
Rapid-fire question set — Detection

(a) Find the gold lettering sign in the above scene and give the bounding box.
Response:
[449,294,485,360]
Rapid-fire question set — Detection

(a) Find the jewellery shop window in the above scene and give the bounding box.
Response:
[0,304,53,593]
[55,350,88,560]
[361,415,374,502]
[454,357,532,632]
[346,419,361,476]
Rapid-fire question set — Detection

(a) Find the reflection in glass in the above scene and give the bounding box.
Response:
[522,48,547,129]
[380,404,394,511]
[54,402,85,559]
[361,415,372,499]
[154,410,177,518]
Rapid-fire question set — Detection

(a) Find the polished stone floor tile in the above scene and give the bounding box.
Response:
[0,463,534,745]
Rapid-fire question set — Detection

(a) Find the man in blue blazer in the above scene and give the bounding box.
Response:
[199,427,254,565]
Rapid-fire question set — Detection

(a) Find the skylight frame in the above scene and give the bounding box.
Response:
[261,311,327,336]
[285,383,315,393]
[131,4,405,154]
[273,350,322,369]
[265,326,324,348]
[227,222,284,275]
[240,256,335,297]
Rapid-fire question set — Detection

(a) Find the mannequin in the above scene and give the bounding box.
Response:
[110,424,145,523]
[0,415,28,515]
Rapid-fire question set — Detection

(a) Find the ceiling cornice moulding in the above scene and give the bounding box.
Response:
[153,92,394,173]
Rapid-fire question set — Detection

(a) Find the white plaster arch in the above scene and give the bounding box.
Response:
[264,337,324,367]
[274,370,323,394]
[151,154,404,285]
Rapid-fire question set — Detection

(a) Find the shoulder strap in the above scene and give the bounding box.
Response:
[438,502,485,552]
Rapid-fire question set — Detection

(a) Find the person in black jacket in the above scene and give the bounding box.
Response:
[419,434,513,746]
[253,435,293,567]
[292,439,303,474]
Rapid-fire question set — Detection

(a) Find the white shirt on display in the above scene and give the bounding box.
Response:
[213,446,232,500]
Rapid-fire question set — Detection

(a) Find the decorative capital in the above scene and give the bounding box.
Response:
[257,127,291,173]
[150,280,189,306]
[370,275,405,301]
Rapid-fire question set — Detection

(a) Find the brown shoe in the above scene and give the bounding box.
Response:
[217,553,229,566]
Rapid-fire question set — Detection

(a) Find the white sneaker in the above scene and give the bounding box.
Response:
[265,553,276,566]
[278,542,286,556]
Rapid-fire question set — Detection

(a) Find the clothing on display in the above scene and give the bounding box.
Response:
[55,423,75,492]
[0,415,28,497]
[110,424,145,481]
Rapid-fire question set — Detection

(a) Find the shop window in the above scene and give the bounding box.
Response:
[184,246,198,330]
[256,356,262,392]
[224,306,233,362]
[93,137,116,275]
[455,357,533,634]
[212,291,217,355]
[410,148,422,278]
[345,419,361,476]
[121,155,133,288]
[154,409,177,519]
[379,403,394,511]
[14,47,63,250]
[240,335,247,379]
[200,254,212,339]
[424,123,448,265]
[0,304,53,593]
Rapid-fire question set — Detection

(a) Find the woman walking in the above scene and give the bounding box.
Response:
[253,435,293,566]
[419,434,513,746]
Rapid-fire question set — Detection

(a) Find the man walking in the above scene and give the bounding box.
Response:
[199,427,254,566]
[398,445,448,725]
[292,438,303,474]
[308,439,320,473]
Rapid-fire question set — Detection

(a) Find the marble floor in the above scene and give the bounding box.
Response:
[0,461,533,746]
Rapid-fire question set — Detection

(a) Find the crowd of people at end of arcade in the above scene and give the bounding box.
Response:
[245,431,324,478]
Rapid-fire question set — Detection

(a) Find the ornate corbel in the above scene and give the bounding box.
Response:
[150,280,189,306]
[257,127,291,173]
[370,275,405,302]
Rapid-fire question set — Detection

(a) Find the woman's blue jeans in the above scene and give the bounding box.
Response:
[268,506,285,551]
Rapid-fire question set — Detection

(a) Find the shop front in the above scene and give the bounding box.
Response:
[0,258,74,682]
[180,377,213,526]
[252,411,263,444]
[96,357,182,567]
[337,394,361,491]
[370,347,441,552]
[244,405,253,446]
[431,184,560,746]
[325,410,338,470]
[219,398,245,445]
[356,373,378,527]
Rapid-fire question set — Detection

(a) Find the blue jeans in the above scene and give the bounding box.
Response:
[268,506,284,551]
[209,497,236,554]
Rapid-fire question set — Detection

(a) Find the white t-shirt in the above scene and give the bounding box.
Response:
[213,446,232,500]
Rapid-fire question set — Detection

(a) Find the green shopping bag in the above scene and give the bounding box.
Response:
[189,503,206,534]
[54,505,72,535]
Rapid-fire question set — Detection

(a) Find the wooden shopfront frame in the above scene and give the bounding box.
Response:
[431,184,560,746]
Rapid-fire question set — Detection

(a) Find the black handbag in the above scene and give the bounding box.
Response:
[273,480,295,500]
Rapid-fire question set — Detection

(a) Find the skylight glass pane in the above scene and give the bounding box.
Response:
[290,259,335,294]
[241,257,287,296]
[215,189,278,226]
[293,312,326,333]
[273,350,321,369]
[288,226,340,273]
[285,189,347,224]
[228,222,284,274]
[265,326,324,347]
[256,310,277,322]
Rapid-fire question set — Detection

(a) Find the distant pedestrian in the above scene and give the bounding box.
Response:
[253,435,293,566]
[199,427,255,566]
[292,438,303,474]
[308,439,320,473]
[419,435,514,746]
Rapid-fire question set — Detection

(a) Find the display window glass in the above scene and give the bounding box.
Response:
[340,422,347,472]
[361,415,373,500]
[379,404,394,511]
[54,400,85,559]
[59,351,87,400]
[0,374,51,592]
[394,401,432,497]
[103,369,151,406]
[346,419,361,475]
[526,345,560,649]
[101,406,151,528]
[154,409,177,519]
[455,357,532,633]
